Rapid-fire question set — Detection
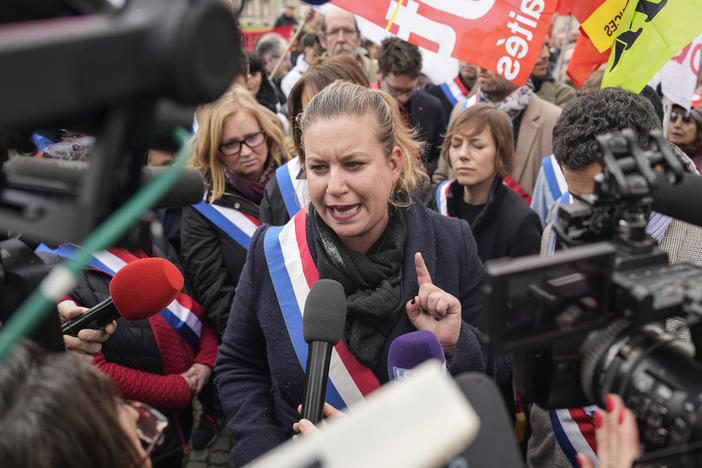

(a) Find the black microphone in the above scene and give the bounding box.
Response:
[651,172,702,228]
[3,157,205,208]
[301,279,347,423]
[62,257,183,336]
[449,373,524,468]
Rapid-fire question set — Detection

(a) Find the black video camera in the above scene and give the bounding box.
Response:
[481,129,702,451]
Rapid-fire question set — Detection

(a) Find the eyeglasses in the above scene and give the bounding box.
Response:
[670,111,693,124]
[219,131,266,156]
[382,77,418,98]
[124,400,168,460]
[325,28,357,37]
[41,136,96,161]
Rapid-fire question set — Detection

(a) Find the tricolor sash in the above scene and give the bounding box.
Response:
[263,208,380,410]
[460,93,479,110]
[275,157,309,219]
[35,244,203,350]
[439,76,470,107]
[435,179,454,216]
[192,196,259,250]
[542,155,568,203]
[550,406,599,468]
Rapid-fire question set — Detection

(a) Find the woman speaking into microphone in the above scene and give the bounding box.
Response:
[214,81,508,465]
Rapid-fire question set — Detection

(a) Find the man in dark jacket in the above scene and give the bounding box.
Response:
[376,37,446,177]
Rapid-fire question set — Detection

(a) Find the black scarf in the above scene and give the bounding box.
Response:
[311,205,406,370]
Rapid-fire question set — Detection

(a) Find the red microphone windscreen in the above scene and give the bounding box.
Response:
[109,258,184,320]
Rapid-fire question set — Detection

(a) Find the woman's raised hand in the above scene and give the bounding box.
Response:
[405,252,462,358]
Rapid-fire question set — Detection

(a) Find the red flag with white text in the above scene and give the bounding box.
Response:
[331,0,558,86]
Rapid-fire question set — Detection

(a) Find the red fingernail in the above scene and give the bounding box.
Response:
[594,410,603,428]
[606,394,614,413]
[618,408,624,425]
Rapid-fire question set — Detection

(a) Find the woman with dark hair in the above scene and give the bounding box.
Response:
[0,341,160,468]
[215,81,508,465]
[668,104,702,169]
[260,55,370,226]
[432,104,542,262]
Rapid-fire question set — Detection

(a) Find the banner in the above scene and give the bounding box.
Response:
[566,30,610,88]
[601,0,702,93]
[331,0,558,86]
[649,34,702,110]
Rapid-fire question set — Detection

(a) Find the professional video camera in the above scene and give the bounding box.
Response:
[481,129,702,451]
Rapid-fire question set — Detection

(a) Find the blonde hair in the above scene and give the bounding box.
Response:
[190,85,286,203]
[297,80,426,206]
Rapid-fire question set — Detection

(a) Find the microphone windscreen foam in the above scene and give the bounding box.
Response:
[109,257,184,321]
[388,330,445,380]
[303,279,346,344]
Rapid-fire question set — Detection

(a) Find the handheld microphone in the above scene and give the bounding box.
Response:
[387,330,445,380]
[3,157,205,208]
[301,279,347,423]
[61,257,183,336]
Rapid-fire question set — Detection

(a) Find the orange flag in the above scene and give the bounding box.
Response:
[566,30,609,88]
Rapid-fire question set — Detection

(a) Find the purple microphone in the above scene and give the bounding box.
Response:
[387,330,445,380]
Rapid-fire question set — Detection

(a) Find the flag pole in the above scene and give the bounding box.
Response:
[554,15,573,83]
[270,21,307,80]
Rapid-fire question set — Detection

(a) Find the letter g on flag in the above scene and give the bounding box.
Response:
[420,0,496,19]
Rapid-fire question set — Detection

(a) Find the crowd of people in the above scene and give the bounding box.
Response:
[3,3,702,468]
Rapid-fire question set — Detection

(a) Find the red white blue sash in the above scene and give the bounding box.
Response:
[263,208,380,410]
[460,93,479,110]
[542,154,568,202]
[435,179,455,216]
[275,157,309,219]
[440,76,470,107]
[192,196,259,250]
[35,243,203,351]
[550,406,599,468]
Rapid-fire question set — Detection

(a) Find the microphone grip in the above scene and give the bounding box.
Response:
[60,297,119,337]
[301,341,334,424]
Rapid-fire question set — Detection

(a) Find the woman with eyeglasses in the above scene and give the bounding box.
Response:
[182,85,288,338]
[215,81,508,465]
[668,104,702,169]
[0,341,168,468]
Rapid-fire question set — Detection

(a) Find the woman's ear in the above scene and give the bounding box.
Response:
[389,145,402,184]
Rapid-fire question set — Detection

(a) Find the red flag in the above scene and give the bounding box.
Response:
[556,0,571,16]
[557,0,603,24]
[332,0,557,86]
[566,29,609,88]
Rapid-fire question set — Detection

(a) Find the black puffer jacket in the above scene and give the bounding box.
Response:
[180,183,260,337]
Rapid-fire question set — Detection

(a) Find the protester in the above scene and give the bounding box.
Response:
[531,40,576,108]
[273,3,297,29]
[431,103,542,262]
[668,104,702,168]
[426,61,478,123]
[433,68,561,201]
[377,37,445,176]
[0,341,155,468]
[528,88,702,468]
[245,49,264,97]
[260,55,370,226]
[281,32,319,97]
[183,85,286,336]
[215,81,508,465]
[254,33,291,117]
[319,6,378,83]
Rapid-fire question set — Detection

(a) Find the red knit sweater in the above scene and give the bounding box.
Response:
[93,291,219,414]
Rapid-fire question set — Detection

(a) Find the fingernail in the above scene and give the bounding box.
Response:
[576,454,585,468]
[618,408,624,425]
[606,394,614,413]
[594,410,603,429]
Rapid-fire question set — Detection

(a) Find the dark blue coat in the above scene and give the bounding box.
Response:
[214,200,509,465]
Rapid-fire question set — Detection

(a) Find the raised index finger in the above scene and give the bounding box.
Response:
[414,252,433,286]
